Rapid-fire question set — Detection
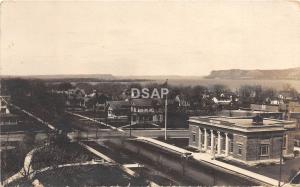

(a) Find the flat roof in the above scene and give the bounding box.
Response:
[211,117,282,127]
[223,110,282,114]
[189,116,295,132]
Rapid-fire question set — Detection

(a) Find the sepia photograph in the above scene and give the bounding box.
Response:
[0,0,300,186]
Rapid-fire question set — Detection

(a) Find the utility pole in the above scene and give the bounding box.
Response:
[130,106,132,137]
[94,104,98,138]
[130,94,132,137]
[164,79,168,141]
[164,94,168,141]
[278,138,283,187]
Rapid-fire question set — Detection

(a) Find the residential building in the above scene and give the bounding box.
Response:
[0,96,10,114]
[287,102,300,129]
[106,100,131,119]
[0,113,19,125]
[278,91,297,101]
[188,116,296,165]
[250,102,300,120]
[250,104,280,112]
[288,101,300,113]
[289,113,300,129]
[174,95,190,108]
[130,98,164,126]
[104,98,165,125]
[289,113,300,146]
[212,97,232,105]
[0,96,19,125]
[65,88,86,110]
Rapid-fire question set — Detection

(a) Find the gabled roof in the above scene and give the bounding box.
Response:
[107,101,130,110]
[131,98,163,107]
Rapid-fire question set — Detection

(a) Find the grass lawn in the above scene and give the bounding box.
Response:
[9,165,149,187]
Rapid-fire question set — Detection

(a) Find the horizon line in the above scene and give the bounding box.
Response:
[1,66,299,78]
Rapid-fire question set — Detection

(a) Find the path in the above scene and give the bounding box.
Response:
[2,145,46,186]
[31,160,115,178]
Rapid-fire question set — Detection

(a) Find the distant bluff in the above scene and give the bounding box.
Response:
[205,67,300,80]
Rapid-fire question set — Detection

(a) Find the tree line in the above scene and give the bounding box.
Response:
[2,78,299,115]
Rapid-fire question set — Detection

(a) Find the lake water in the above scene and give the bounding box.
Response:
[66,79,300,92]
[159,79,300,92]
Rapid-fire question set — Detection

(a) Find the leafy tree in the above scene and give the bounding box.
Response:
[211,84,230,99]
[57,82,74,91]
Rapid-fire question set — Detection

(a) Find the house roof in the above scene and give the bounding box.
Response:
[189,116,295,132]
[290,112,300,119]
[131,99,152,107]
[131,98,163,107]
[107,101,130,110]
[219,110,283,117]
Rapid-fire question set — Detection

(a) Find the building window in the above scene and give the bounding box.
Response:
[282,135,287,149]
[260,144,269,156]
[201,133,205,144]
[230,141,234,153]
[192,134,196,142]
[208,135,211,146]
[237,144,243,155]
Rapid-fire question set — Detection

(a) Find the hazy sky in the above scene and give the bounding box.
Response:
[1,0,300,76]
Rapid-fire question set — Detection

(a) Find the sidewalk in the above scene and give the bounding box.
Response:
[66,111,125,133]
[192,152,280,186]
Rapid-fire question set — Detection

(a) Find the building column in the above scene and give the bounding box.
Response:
[225,133,229,156]
[204,128,208,151]
[198,128,202,151]
[217,131,221,155]
[210,129,214,154]
[283,134,288,154]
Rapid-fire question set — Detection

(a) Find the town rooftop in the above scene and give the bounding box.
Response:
[189,116,295,132]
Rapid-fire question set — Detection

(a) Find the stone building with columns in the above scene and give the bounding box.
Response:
[188,116,296,165]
